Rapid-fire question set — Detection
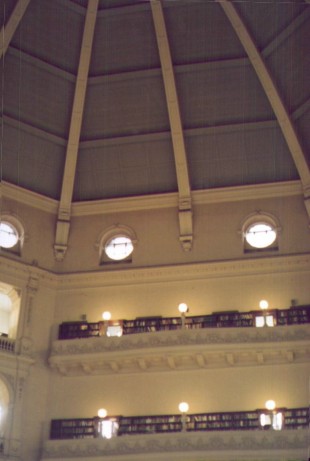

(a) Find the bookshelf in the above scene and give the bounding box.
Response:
[50,418,96,439]
[276,305,310,326]
[50,407,309,440]
[58,305,310,340]
[189,410,259,431]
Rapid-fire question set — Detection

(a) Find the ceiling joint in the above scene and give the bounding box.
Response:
[0,0,31,59]
[151,0,193,251]
[219,0,310,221]
[54,0,99,261]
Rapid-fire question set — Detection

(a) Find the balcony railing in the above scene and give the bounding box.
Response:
[0,335,15,353]
[58,305,310,340]
[50,407,309,440]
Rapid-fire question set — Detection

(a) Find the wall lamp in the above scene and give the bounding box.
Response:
[97,408,119,438]
[178,303,188,329]
[259,400,283,430]
[178,401,189,432]
[255,300,274,327]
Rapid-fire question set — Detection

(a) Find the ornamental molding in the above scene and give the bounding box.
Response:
[56,253,310,291]
[1,248,310,291]
[48,325,310,376]
[0,352,35,378]
[41,429,308,460]
[1,179,302,216]
[0,256,57,289]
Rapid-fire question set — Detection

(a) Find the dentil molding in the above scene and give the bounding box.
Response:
[48,324,310,376]
[41,428,308,460]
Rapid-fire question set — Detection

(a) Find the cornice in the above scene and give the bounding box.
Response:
[48,324,310,376]
[1,181,58,214]
[41,428,308,460]
[0,256,57,289]
[1,180,302,216]
[0,351,35,378]
[1,253,310,291]
[57,253,310,291]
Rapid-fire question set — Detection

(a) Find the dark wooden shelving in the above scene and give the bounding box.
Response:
[58,305,310,340]
[50,407,309,440]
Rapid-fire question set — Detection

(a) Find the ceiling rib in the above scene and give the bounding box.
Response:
[262,8,310,59]
[219,0,310,219]
[0,0,31,59]
[54,0,99,261]
[150,0,193,251]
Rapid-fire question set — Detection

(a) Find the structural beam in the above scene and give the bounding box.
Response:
[150,0,193,251]
[262,8,310,59]
[219,1,310,218]
[0,0,31,59]
[54,0,99,261]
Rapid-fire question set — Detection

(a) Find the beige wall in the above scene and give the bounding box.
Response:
[0,192,310,460]
[48,363,309,419]
[3,194,310,273]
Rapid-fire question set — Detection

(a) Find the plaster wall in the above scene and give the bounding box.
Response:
[2,194,310,273]
[47,363,309,419]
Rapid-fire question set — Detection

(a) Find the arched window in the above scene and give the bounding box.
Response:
[241,212,280,253]
[0,377,10,441]
[97,225,137,265]
[0,215,25,256]
[0,282,21,340]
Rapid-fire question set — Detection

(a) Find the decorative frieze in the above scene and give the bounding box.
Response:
[48,324,310,376]
[41,428,308,460]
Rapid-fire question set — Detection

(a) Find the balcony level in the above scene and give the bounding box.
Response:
[41,407,309,461]
[48,306,310,376]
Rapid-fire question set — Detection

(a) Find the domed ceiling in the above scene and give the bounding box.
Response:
[0,0,309,207]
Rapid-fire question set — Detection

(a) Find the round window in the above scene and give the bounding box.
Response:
[245,222,277,249]
[105,236,134,261]
[0,222,19,249]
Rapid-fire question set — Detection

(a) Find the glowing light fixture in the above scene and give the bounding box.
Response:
[179,401,189,432]
[259,300,269,310]
[98,408,107,418]
[178,303,188,314]
[178,303,188,329]
[178,402,189,413]
[265,400,276,411]
[255,300,274,327]
[260,400,283,431]
[102,311,112,321]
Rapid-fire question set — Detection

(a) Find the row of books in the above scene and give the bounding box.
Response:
[58,305,310,339]
[50,407,309,439]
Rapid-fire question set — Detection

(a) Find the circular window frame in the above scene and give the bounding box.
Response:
[241,212,281,252]
[97,225,137,264]
[0,215,25,254]
[105,235,134,261]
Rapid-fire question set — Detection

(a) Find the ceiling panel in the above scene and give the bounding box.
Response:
[11,0,84,74]
[3,53,75,137]
[74,138,176,200]
[81,74,169,139]
[0,0,17,30]
[2,124,66,199]
[175,61,275,129]
[266,18,310,113]
[163,1,247,65]
[186,126,299,190]
[90,6,159,75]
[0,0,308,205]
[236,1,306,50]
[295,110,310,165]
